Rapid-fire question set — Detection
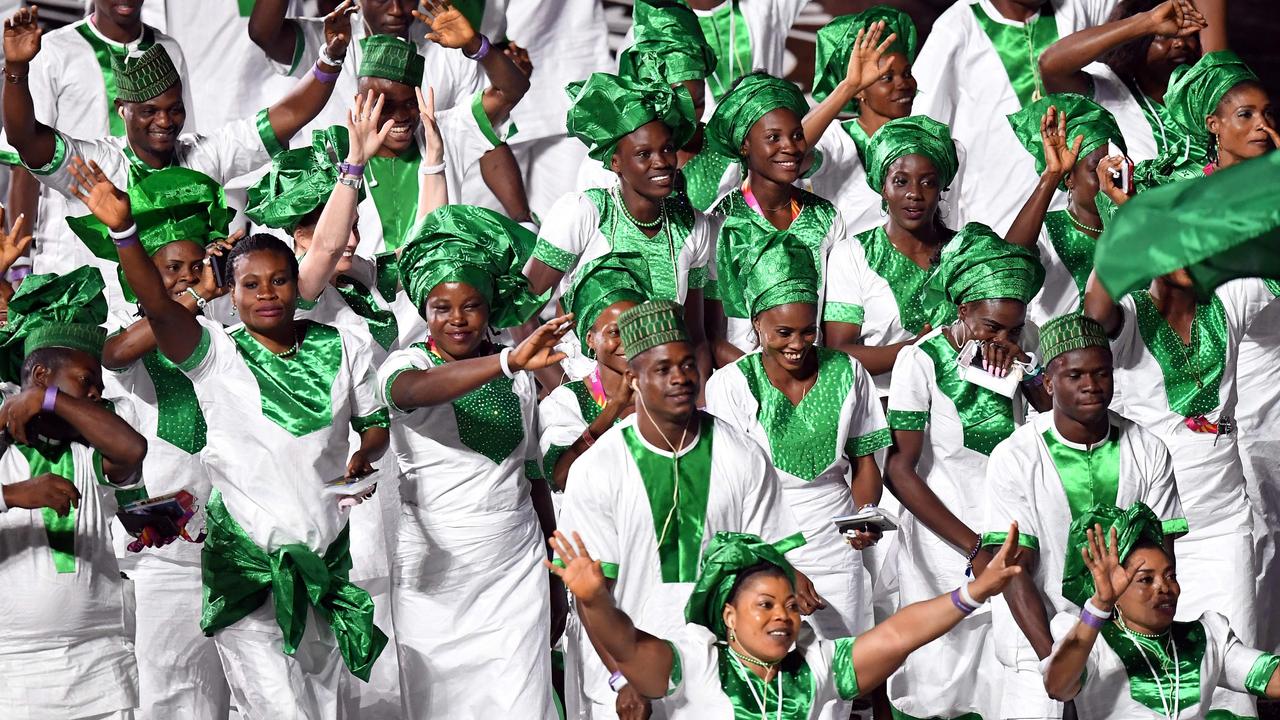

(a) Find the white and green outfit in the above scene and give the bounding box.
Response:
[981,412,1188,719]
[1083,62,1175,164]
[884,327,1035,719]
[705,347,890,638]
[556,413,806,717]
[537,374,614,486]
[911,0,1115,234]
[660,623,863,719]
[806,120,886,236]
[1027,209,1098,326]
[0,440,140,719]
[690,0,809,108]
[1048,611,1280,719]
[376,343,556,719]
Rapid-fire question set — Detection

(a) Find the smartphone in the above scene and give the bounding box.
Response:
[1107,140,1133,195]
[209,252,232,288]
[833,507,900,535]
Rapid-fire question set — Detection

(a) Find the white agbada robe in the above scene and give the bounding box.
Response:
[705,347,890,639]
[806,120,885,236]
[555,413,806,718]
[0,441,139,719]
[375,344,556,720]
[1107,279,1279,716]
[911,0,1116,235]
[1048,611,1280,719]
[981,412,1187,718]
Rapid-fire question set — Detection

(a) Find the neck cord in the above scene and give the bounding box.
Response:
[1116,614,1181,719]
[637,390,693,548]
[728,649,783,720]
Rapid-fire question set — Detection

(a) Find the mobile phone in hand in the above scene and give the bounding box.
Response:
[209,252,232,288]
[1107,140,1133,195]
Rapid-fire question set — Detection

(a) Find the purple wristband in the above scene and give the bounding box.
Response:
[465,34,491,61]
[312,62,340,84]
[113,234,139,249]
[950,588,977,615]
[338,161,365,177]
[41,385,57,412]
[1081,610,1108,630]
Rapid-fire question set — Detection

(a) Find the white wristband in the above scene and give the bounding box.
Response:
[108,223,139,240]
[418,161,446,176]
[499,347,516,378]
[1083,598,1113,621]
[959,582,982,609]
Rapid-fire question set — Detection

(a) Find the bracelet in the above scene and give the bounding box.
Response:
[465,34,491,60]
[499,347,516,378]
[41,385,58,413]
[312,63,340,84]
[419,161,446,175]
[5,70,26,83]
[857,503,877,512]
[608,670,629,692]
[336,174,362,191]
[108,223,139,240]
[185,286,208,310]
[339,161,365,177]
[579,427,596,449]
[1080,608,1107,631]
[964,539,982,577]
[1083,598,1113,622]
[950,587,979,615]
[958,581,982,609]
[319,46,345,68]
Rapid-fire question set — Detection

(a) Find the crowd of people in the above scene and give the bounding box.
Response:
[0,0,1276,718]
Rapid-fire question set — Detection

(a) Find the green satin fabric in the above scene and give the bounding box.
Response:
[231,322,342,438]
[623,415,714,584]
[566,73,697,167]
[813,8,917,116]
[367,146,421,252]
[199,491,388,681]
[741,347,850,482]
[375,252,400,302]
[863,115,959,193]
[842,120,871,167]
[859,227,954,334]
[697,0,753,100]
[1132,291,1227,418]
[452,0,486,31]
[727,226,819,318]
[1007,93,1123,191]
[931,223,1044,307]
[918,333,1016,456]
[335,278,398,352]
[705,73,808,161]
[74,24,156,137]
[143,349,208,453]
[889,708,983,720]
[18,443,79,573]
[970,2,1058,107]
[1044,425,1121,606]
[685,531,799,637]
[586,188,695,302]
[542,380,609,478]
[1245,653,1280,698]
[1100,620,1205,716]
[560,251,654,352]
[832,637,860,700]
[0,266,107,384]
[1043,210,1095,301]
[682,151,733,212]
[719,649,815,719]
[619,0,717,86]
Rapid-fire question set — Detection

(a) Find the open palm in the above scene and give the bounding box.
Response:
[3,7,42,64]
[67,158,132,232]
[415,0,477,51]
[544,531,609,604]
[1083,525,1143,606]
[844,22,898,93]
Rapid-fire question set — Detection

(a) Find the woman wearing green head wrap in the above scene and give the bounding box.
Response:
[379,204,573,719]
[544,523,1025,719]
[705,230,891,647]
[823,113,960,398]
[1043,502,1280,718]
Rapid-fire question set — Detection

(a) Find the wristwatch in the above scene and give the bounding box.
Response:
[185,286,208,310]
[337,174,363,191]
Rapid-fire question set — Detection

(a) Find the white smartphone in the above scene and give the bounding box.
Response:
[1107,140,1133,195]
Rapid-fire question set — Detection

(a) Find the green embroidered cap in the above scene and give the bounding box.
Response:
[729,223,819,318]
[358,34,425,87]
[863,114,958,192]
[112,44,180,103]
[617,299,689,360]
[1061,502,1166,608]
[565,72,697,168]
[398,205,547,328]
[0,266,108,384]
[560,252,654,354]
[812,7,918,116]
[1007,93,1125,190]
[928,222,1045,307]
[1040,313,1109,364]
[246,126,360,232]
[1095,150,1280,301]
[684,531,796,640]
[618,0,717,85]
[704,71,809,161]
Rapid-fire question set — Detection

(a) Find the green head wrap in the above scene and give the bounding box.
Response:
[730,225,819,318]
[560,252,654,354]
[1040,313,1109,365]
[1095,150,1280,302]
[929,223,1045,306]
[1166,50,1259,147]
[398,205,546,328]
[246,126,360,232]
[565,72,697,168]
[1061,502,1166,608]
[67,166,232,302]
[863,114,959,192]
[358,35,425,87]
[618,0,717,86]
[617,300,689,360]
[113,44,180,103]
[705,72,809,161]
[1007,93,1125,190]
[0,266,108,384]
[684,532,796,640]
[812,7,918,116]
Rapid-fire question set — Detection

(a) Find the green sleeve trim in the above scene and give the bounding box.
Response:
[600,562,619,579]
[351,408,390,433]
[114,484,150,507]
[175,326,213,372]
[470,90,510,148]
[803,147,824,180]
[255,108,286,157]
[1244,652,1280,698]
[382,366,415,414]
[845,427,891,458]
[775,532,807,554]
[0,149,20,166]
[532,238,578,272]
[543,444,570,481]
[1161,518,1189,537]
[688,265,709,291]
[286,24,306,75]
[886,409,928,431]
[665,639,683,696]
[832,636,860,700]
[823,302,865,326]
[26,133,67,176]
[981,531,1039,551]
[296,296,318,311]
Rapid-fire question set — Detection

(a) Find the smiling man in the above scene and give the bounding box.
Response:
[979,312,1188,720]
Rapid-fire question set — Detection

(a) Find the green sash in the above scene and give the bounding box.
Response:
[74,23,156,137]
[231,321,343,438]
[1131,291,1227,418]
[17,442,90,573]
[970,2,1058,107]
[918,333,1016,455]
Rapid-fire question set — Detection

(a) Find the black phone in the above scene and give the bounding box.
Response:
[209,252,231,288]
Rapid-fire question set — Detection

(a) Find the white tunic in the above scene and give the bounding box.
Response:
[1084,62,1164,164]
[806,120,884,236]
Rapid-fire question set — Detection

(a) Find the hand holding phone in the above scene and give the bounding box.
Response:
[1106,140,1133,195]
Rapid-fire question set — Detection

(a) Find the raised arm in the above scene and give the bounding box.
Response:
[2,8,57,168]
[1006,106,1083,249]
[263,2,355,150]
[0,385,146,483]
[803,22,896,147]
[247,0,304,66]
[413,0,530,125]
[414,86,448,222]
[1083,269,1122,336]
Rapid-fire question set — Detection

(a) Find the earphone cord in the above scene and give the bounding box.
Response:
[636,389,691,547]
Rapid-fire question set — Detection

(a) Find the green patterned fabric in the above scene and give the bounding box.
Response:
[919,333,1016,455]
[335,279,398,351]
[565,72,697,167]
[1045,425,1122,606]
[246,126,355,232]
[1132,291,1227,419]
[357,34,424,86]
[855,226,955,334]
[813,7,917,116]
[684,529,796,640]
[617,299,689,359]
[450,370,525,465]
[1062,501,1166,608]
[142,350,207,453]
[718,646,815,718]
[929,222,1044,307]
[618,0,716,85]
[970,1,1058,107]
[582,187,696,301]
[1040,312,1109,364]
[1100,620,1207,717]
[863,115,958,192]
[112,43,179,103]
[1007,93,1124,189]
[230,322,342,438]
[704,71,808,161]
[680,150,734,211]
[0,267,107,384]
[1043,209,1097,302]
[560,252,653,353]
[542,380,611,478]
[728,226,818,318]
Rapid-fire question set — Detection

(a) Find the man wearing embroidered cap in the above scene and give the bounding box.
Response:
[555,297,814,719]
[0,266,149,720]
[980,312,1188,719]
